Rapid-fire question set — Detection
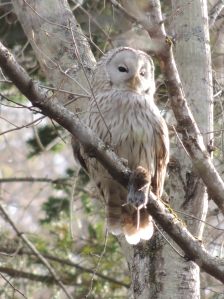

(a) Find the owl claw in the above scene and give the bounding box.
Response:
[127,184,149,209]
[126,166,150,231]
[120,157,128,167]
[127,166,150,209]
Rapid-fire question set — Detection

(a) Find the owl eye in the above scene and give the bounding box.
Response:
[140,69,146,76]
[118,66,129,73]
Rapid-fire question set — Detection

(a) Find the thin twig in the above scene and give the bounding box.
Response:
[172,125,190,157]
[0,115,20,128]
[39,84,90,98]
[70,173,79,240]
[0,2,12,6]
[0,272,27,299]
[0,91,41,112]
[85,230,109,298]
[109,0,136,23]
[0,177,72,185]
[153,221,185,258]
[69,21,112,143]
[30,35,90,96]
[0,266,75,286]
[174,209,224,231]
[0,116,45,136]
[0,242,129,288]
[71,0,112,47]
[0,8,13,20]
[0,203,73,299]
[22,0,69,30]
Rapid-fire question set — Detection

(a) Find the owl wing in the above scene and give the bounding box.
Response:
[151,117,169,197]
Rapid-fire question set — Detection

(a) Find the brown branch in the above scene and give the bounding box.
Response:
[147,191,224,283]
[0,272,27,299]
[0,42,224,283]
[0,203,72,299]
[150,2,224,214]
[111,0,224,215]
[0,266,74,286]
[110,0,137,23]
[0,177,72,186]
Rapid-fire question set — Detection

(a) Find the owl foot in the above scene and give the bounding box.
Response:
[120,157,128,167]
[127,166,150,209]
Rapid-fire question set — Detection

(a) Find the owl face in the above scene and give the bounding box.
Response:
[106,49,155,95]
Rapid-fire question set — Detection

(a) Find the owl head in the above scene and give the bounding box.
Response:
[91,47,155,96]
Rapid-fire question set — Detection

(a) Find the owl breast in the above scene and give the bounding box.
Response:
[87,90,161,175]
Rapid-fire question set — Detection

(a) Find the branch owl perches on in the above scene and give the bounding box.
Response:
[73,47,169,244]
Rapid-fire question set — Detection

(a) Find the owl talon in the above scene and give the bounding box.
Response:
[127,166,150,209]
[120,157,128,167]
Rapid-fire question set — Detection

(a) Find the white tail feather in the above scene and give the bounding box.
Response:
[139,223,154,240]
[125,232,141,245]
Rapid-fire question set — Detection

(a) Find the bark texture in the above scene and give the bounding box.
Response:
[165,0,213,297]
[12,0,96,112]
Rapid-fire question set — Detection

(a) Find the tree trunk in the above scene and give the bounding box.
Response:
[120,1,213,298]
[161,0,213,297]
[12,0,95,112]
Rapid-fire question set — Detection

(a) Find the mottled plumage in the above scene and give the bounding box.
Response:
[73,47,169,244]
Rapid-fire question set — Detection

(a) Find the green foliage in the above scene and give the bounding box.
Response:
[26,124,64,157]
[0,18,26,48]
[40,196,70,224]
[36,163,129,298]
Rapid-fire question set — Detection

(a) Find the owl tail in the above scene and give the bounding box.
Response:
[106,186,123,236]
[105,182,154,244]
[122,209,154,245]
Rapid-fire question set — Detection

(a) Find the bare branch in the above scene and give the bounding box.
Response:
[12,0,96,112]
[0,242,129,288]
[0,41,224,283]
[0,272,27,299]
[86,231,109,298]
[0,203,72,299]
[147,191,224,283]
[0,116,45,136]
[0,266,73,286]
[0,177,72,186]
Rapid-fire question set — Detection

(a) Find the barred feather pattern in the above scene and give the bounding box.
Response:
[76,47,169,244]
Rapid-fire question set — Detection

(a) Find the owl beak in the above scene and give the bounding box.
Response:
[127,75,141,91]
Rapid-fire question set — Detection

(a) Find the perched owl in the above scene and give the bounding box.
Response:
[73,47,169,244]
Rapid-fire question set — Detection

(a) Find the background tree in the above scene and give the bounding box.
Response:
[0,0,224,298]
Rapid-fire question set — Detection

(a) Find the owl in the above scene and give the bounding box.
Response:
[73,47,169,244]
